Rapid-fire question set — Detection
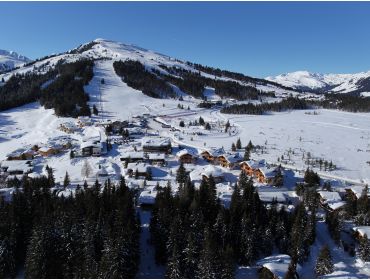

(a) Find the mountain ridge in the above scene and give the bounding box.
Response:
[0,49,31,73]
[266,70,370,94]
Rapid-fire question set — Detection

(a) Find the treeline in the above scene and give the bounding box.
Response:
[0,59,94,117]
[161,64,267,100]
[150,170,316,278]
[0,71,54,111]
[221,96,308,114]
[113,60,176,98]
[40,59,93,117]
[313,94,370,113]
[187,62,295,91]
[0,175,140,278]
[113,60,275,101]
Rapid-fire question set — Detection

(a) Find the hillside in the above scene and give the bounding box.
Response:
[0,39,299,113]
[267,70,370,95]
[0,49,31,73]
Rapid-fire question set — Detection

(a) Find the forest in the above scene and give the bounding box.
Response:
[221,96,308,114]
[0,59,94,117]
[113,60,176,98]
[0,174,140,279]
[149,167,317,278]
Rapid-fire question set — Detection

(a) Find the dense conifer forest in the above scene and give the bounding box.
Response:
[149,169,316,278]
[0,175,140,278]
[0,59,94,117]
[221,96,308,114]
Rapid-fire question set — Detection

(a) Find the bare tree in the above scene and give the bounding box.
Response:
[81,160,92,179]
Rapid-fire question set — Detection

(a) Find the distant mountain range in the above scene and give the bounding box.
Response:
[0,49,31,73]
[266,70,370,95]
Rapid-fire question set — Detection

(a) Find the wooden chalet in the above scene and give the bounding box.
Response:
[176,149,196,164]
[142,137,172,154]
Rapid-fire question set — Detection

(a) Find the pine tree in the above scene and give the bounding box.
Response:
[166,243,183,278]
[243,148,250,161]
[315,245,334,276]
[231,142,236,152]
[176,163,187,184]
[63,171,70,188]
[358,234,370,262]
[236,138,242,149]
[92,104,99,115]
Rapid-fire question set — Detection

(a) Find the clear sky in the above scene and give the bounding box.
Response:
[1,1,370,77]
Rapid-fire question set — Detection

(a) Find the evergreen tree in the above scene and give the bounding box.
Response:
[236,138,242,149]
[176,163,187,185]
[231,142,236,152]
[315,245,334,276]
[63,171,70,188]
[358,234,370,262]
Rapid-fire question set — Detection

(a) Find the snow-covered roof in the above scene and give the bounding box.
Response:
[258,191,287,203]
[127,162,149,173]
[127,127,143,134]
[1,160,33,173]
[353,226,370,238]
[142,137,171,147]
[201,147,225,157]
[240,159,266,169]
[176,149,195,158]
[6,147,35,157]
[81,141,102,149]
[258,167,277,178]
[257,254,292,279]
[318,191,345,210]
[138,190,157,205]
[121,151,145,159]
[345,185,368,199]
[148,153,165,160]
[201,165,224,178]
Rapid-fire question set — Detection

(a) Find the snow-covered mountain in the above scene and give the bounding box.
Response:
[0,49,31,73]
[0,39,296,96]
[266,70,370,95]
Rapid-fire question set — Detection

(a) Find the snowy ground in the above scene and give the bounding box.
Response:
[1,58,370,278]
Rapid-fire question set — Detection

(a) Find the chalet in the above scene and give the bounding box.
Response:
[142,137,172,154]
[217,153,242,169]
[120,151,145,163]
[200,147,225,163]
[201,165,224,183]
[38,146,60,157]
[6,148,35,161]
[0,160,33,176]
[318,191,346,212]
[81,141,102,157]
[352,226,370,241]
[176,149,196,164]
[126,162,150,177]
[148,153,166,166]
[344,185,369,200]
[257,254,299,279]
[239,160,263,176]
[254,166,278,184]
[258,191,288,205]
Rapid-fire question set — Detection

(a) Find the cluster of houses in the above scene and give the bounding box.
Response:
[199,147,281,184]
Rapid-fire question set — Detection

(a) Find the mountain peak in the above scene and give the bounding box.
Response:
[0,49,31,72]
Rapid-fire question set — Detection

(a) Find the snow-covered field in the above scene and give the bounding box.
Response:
[1,55,370,278]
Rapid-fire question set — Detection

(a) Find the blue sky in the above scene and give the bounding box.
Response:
[1,2,370,77]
